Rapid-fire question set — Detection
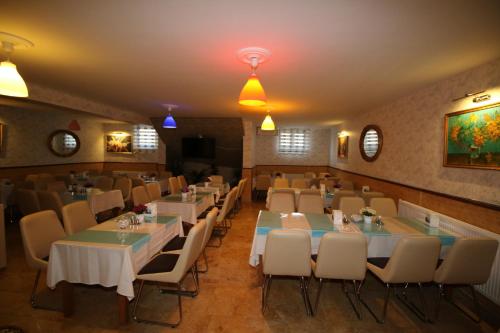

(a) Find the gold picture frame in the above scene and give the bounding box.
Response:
[444,102,499,170]
[106,132,132,153]
[337,135,348,159]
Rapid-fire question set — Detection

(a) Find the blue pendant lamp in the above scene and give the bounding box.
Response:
[162,104,177,128]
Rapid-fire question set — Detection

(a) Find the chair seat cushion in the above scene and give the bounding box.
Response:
[162,235,187,252]
[138,253,179,275]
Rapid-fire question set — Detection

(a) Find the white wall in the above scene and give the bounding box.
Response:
[331,58,500,206]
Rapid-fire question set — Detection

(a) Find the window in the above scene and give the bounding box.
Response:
[63,133,77,149]
[133,125,159,152]
[278,128,311,154]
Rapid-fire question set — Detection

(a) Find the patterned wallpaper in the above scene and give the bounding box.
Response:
[255,128,331,166]
[331,58,500,206]
[242,120,256,168]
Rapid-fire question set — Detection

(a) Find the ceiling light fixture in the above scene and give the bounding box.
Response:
[261,110,276,131]
[0,32,33,98]
[238,47,270,107]
[162,104,177,128]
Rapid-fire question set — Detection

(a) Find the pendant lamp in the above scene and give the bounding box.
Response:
[162,104,177,128]
[238,47,270,107]
[0,32,33,98]
[261,111,276,131]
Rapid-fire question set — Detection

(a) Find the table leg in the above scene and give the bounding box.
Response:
[118,295,129,325]
[61,281,74,317]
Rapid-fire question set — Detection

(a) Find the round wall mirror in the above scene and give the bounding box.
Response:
[359,125,383,162]
[48,130,80,157]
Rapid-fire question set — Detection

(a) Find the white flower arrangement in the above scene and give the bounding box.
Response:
[359,207,377,217]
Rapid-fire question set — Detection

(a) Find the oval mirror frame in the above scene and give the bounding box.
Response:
[359,124,383,162]
[47,129,80,157]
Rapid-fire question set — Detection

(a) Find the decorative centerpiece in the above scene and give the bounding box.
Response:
[359,207,377,224]
[181,187,190,201]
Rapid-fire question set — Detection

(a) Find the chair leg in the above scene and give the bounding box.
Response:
[133,280,183,327]
[313,278,323,314]
[381,284,391,324]
[417,283,429,322]
[395,283,429,322]
[30,270,41,308]
[444,285,482,323]
[262,275,272,313]
[197,249,209,273]
[434,284,445,322]
[300,276,312,316]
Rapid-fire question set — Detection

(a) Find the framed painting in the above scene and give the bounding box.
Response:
[444,102,499,170]
[337,135,349,159]
[106,132,132,153]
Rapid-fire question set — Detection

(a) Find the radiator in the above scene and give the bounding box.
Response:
[398,200,500,305]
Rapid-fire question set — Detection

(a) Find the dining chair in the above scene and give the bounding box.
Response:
[312,233,367,317]
[132,177,146,188]
[339,197,365,217]
[291,178,308,189]
[433,238,499,323]
[61,201,97,235]
[367,236,441,323]
[297,191,323,214]
[262,229,312,315]
[370,197,398,217]
[168,177,180,194]
[177,175,188,190]
[214,188,237,237]
[113,177,132,202]
[361,191,384,206]
[89,190,125,221]
[234,178,246,212]
[318,172,331,179]
[340,180,354,190]
[16,189,41,216]
[158,178,169,196]
[209,175,223,185]
[132,185,151,206]
[95,176,114,192]
[218,187,238,228]
[254,175,271,200]
[304,172,316,179]
[46,181,67,193]
[273,177,289,189]
[330,190,356,210]
[269,191,295,213]
[20,210,66,310]
[132,219,206,327]
[146,182,162,201]
[319,179,336,192]
[37,191,64,220]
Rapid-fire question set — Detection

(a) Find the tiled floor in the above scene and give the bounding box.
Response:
[0,202,498,332]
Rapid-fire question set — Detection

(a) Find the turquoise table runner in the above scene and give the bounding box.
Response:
[353,222,391,235]
[256,211,283,235]
[395,217,456,246]
[304,213,334,237]
[64,230,151,252]
[256,211,333,236]
[144,215,178,225]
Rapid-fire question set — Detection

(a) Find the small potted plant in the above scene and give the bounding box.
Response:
[133,204,147,215]
[359,207,377,224]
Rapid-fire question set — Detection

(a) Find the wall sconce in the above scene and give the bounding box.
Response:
[338,130,349,137]
[452,90,492,103]
[472,94,491,103]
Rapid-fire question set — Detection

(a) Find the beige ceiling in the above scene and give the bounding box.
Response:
[1,0,500,126]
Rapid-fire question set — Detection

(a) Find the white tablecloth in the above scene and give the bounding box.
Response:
[47,213,183,299]
[155,194,212,224]
[196,186,221,203]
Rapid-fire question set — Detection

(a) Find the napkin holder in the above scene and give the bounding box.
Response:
[361,185,370,193]
[332,210,343,225]
[429,213,440,228]
[145,202,157,218]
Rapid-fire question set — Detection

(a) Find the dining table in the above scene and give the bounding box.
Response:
[47,212,183,324]
[155,192,213,225]
[265,187,332,208]
[249,211,460,267]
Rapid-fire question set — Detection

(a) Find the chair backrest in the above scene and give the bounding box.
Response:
[370,197,398,217]
[217,188,236,223]
[113,177,132,201]
[273,177,289,189]
[131,177,146,188]
[201,207,219,250]
[339,197,365,217]
[291,178,308,189]
[330,190,356,210]
[210,175,223,185]
[383,236,441,283]
[145,182,162,201]
[255,175,271,191]
[297,192,324,214]
[263,229,311,277]
[304,172,316,179]
[236,179,246,200]
[340,180,354,190]
[160,171,173,179]
[269,191,295,213]
[89,189,125,215]
[16,189,41,215]
[168,177,180,194]
[132,186,151,206]
[434,238,499,285]
[62,201,97,235]
[20,210,66,270]
[318,172,331,179]
[46,181,67,193]
[315,232,367,280]
[177,175,188,189]
[95,176,114,191]
[37,191,64,220]
[227,187,238,211]
[168,219,207,282]
[361,191,384,206]
[157,178,169,195]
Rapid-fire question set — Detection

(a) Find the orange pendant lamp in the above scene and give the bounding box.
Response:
[238,47,270,107]
[0,32,33,98]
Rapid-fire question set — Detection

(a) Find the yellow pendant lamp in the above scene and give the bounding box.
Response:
[0,32,33,98]
[238,47,270,107]
[261,112,275,131]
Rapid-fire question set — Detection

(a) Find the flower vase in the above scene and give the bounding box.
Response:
[363,215,372,224]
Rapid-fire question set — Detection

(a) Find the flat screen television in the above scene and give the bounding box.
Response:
[182,137,215,159]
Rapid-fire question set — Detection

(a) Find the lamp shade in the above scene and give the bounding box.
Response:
[0,60,28,97]
[261,113,275,131]
[239,73,267,106]
[162,114,177,128]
